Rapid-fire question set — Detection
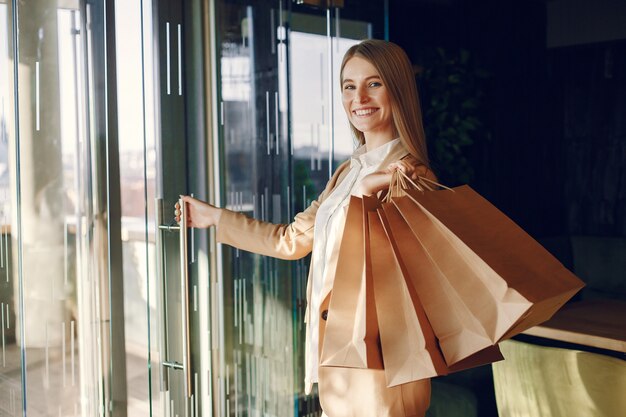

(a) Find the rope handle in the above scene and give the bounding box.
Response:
[383,169,454,203]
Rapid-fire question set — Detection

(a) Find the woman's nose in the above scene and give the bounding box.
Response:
[355,87,369,103]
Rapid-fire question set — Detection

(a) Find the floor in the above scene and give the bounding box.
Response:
[0,342,157,416]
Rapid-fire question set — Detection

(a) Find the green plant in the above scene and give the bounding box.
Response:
[418,48,491,185]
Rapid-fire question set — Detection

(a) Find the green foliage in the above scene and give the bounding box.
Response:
[419,48,491,185]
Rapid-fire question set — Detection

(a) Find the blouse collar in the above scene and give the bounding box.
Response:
[350,138,406,169]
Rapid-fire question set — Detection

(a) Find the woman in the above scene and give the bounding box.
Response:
[177,39,435,417]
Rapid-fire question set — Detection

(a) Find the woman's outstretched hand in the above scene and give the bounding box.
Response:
[175,195,223,229]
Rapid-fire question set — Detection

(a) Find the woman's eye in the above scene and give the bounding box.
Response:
[343,84,355,90]
[369,81,382,88]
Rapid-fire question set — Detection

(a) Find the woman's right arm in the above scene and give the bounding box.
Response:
[215,199,320,260]
[176,162,350,261]
[175,195,318,260]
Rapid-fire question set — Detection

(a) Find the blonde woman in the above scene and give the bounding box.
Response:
[177,39,436,417]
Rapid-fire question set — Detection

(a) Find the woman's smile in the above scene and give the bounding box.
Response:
[353,107,380,117]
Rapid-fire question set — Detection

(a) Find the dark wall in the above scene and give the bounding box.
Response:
[389,0,626,240]
[556,43,626,236]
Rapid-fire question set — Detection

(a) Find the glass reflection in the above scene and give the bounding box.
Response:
[115,0,160,415]
[217,2,297,415]
[0,1,121,415]
[289,31,359,202]
[0,3,19,414]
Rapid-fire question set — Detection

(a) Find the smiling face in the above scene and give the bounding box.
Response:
[341,56,396,148]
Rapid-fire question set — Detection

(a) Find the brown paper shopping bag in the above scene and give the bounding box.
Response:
[371,196,503,386]
[368,202,448,385]
[386,178,584,364]
[381,197,514,365]
[320,195,383,369]
[406,185,584,338]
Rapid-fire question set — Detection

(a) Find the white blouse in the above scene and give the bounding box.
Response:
[306,138,408,390]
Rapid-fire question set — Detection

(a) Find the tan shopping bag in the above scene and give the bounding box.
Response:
[319,195,383,369]
[371,196,503,386]
[368,203,448,385]
[386,174,584,364]
[381,199,498,365]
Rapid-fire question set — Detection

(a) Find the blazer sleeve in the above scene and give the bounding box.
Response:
[215,161,351,260]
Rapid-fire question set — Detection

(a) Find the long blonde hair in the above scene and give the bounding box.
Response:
[340,39,430,167]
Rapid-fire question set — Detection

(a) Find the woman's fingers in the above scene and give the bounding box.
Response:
[386,160,415,176]
[173,201,180,222]
[386,161,404,172]
[178,196,199,223]
[176,197,193,222]
[174,197,189,223]
[173,195,221,229]
[386,160,427,184]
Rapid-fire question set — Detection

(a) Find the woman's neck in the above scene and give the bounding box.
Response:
[364,130,396,152]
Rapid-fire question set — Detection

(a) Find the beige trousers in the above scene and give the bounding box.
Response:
[318,367,431,417]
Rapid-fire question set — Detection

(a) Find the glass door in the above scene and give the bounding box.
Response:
[115,0,212,416]
[149,0,211,414]
[114,0,160,415]
[0,1,126,416]
[211,1,380,416]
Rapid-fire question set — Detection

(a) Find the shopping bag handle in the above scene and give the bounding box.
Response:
[384,169,454,202]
